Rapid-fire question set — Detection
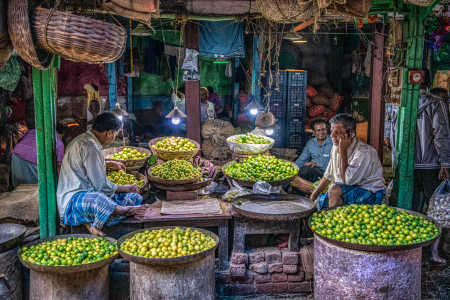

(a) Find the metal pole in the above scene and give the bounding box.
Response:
[32,68,48,238]
[108,63,117,110]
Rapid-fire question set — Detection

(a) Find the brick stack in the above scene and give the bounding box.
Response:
[218,247,312,296]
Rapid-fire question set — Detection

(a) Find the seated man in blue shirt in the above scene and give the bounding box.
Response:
[295,119,332,182]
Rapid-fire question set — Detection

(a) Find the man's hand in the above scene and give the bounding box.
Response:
[304,162,317,168]
[117,184,140,194]
[338,135,353,154]
[106,160,126,171]
[439,168,449,181]
[310,189,319,201]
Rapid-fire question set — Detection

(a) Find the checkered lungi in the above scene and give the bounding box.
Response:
[63,192,143,229]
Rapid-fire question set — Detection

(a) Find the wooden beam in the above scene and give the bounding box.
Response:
[369,24,385,160]
[184,22,201,142]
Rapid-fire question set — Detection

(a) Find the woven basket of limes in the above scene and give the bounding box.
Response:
[103,146,151,170]
[223,154,299,187]
[107,170,147,191]
[226,133,275,155]
[308,204,441,252]
[149,137,199,161]
[148,159,202,185]
[118,227,218,266]
[18,234,118,274]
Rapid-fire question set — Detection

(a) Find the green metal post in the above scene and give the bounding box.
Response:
[32,68,48,238]
[394,6,428,209]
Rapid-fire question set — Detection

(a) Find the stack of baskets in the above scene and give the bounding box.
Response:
[148,137,200,162]
[7,0,126,69]
[103,146,152,171]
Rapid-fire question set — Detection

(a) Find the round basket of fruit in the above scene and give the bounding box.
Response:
[103,146,151,170]
[226,133,275,155]
[308,204,441,252]
[18,234,118,274]
[223,154,298,187]
[107,170,147,191]
[118,227,218,266]
[149,137,199,161]
[148,159,202,185]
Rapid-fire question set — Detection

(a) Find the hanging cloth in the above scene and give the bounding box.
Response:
[199,21,245,58]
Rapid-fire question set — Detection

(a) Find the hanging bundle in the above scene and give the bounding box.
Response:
[32,7,126,64]
[255,0,319,24]
[403,0,435,7]
[103,0,158,24]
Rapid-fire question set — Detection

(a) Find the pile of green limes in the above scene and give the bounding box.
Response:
[150,159,201,180]
[310,204,439,246]
[154,137,197,151]
[108,170,145,187]
[21,237,117,266]
[111,148,147,160]
[225,155,298,182]
[120,227,216,258]
[232,133,271,145]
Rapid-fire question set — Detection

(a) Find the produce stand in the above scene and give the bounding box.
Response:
[19,234,118,300]
[118,227,218,300]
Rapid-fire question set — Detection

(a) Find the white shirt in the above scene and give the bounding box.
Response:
[324,138,385,193]
[57,131,117,217]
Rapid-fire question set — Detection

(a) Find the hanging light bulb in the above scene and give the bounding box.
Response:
[265,128,274,136]
[165,106,186,126]
[245,96,263,117]
[112,103,127,121]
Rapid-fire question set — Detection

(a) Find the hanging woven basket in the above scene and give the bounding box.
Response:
[403,0,434,6]
[7,0,53,70]
[32,7,126,64]
[256,0,319,24]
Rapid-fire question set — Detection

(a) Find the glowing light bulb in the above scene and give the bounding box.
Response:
[118,115,123,121]
[171,117,181,125]
[265,128,274,135]
[250,108,258,115]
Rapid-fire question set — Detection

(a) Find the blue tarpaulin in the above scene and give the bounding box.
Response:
[199,21,245,58]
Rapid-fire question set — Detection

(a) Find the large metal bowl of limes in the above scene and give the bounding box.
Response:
[103,146,151,170]
[118,227,219,266]
[149,137,199,161]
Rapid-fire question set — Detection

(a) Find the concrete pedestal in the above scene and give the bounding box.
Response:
[314,236,421,300]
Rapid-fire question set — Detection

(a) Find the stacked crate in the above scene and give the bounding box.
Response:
[263,70,307,149]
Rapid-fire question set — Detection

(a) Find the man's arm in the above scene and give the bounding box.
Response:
[310,177,331,207]
[295,142,311,168]
[84,147,118,196]
[338,136,352,184]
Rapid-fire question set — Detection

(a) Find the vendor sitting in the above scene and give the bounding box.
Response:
[57,112,146,236]
[310,114,385,210]
[295,119,332,182]
[200,87,215,123]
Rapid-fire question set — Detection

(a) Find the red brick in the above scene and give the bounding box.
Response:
[229,283,256,295]
[287,281,312,293]
[271,273,287,282]
[229,263,246,279]
[254,273,271,283]
[265,249,282,264]
[268,262,283,273]
[256,282,288,294]
[283,264,298,274]
[249,262,268,274]
[282,251,299,265]
[231,252,248,265]
[232,270,255,284]
[248,249,265,264]
[287,271,305,282]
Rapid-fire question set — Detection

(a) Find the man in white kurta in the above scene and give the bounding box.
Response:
[310,114,386,210]
[57,112,146,236]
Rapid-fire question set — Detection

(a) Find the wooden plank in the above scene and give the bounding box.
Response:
[369,25,385,160]
[185,80,201,142]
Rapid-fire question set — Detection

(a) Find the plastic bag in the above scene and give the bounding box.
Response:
[253,181,281,195]
[427,180,450,228]
[222,180,252,202]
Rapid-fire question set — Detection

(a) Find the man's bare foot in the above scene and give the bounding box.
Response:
[431,253,446,264]
[84,223,106,237]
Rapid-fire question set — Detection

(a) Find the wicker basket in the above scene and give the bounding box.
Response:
[403,0,434,6]
[32,7,126,64]
[255,0,318,24]
[110,0,158,13]
[149,137,200,161]
[103,146,151,171]
[148,164,201,186]
[7,0,53,70]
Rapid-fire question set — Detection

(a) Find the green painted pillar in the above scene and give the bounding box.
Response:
[394,5,434,209]
[32,57,59,238]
